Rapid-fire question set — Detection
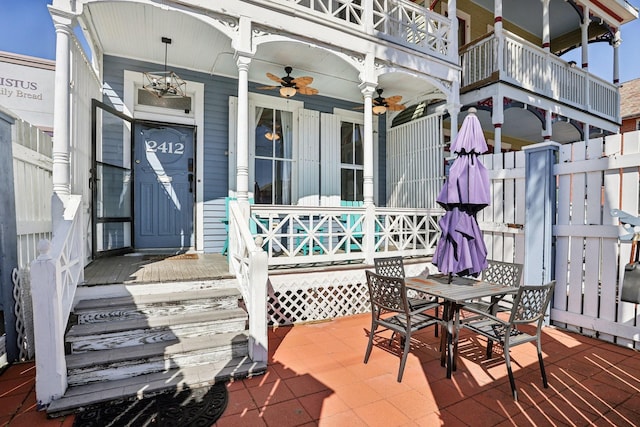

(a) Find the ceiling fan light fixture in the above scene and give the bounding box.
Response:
[372,104,387,115]
[264,131,280,141]
[142,37,187,98]
[279,86,297,98]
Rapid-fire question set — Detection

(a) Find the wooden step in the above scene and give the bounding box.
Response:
[66,332,249,386]
[47,357,267,417]
[74,288,241,324]
[66,308,248,352]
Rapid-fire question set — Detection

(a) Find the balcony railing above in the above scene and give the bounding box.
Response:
[460,30,619,123]
[277,0,454,61]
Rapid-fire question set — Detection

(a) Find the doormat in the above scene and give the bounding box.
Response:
[72,383,228,427]
[167,253,199,260]
[143,253,199,261]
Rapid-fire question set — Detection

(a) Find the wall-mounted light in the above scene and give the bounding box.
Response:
[568,60,577,68]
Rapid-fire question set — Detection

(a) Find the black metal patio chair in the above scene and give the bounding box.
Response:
[462,281,555,401]
[460,260,523,322]
[363,270,441,382]
[374,256,442,337]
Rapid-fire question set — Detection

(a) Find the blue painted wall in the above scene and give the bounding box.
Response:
[103,56,386,253]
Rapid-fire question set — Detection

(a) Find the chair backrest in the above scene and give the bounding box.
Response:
[508,281,555,326]
[482,260,523,287]
[374,256,406,278]
[365,270,410,316]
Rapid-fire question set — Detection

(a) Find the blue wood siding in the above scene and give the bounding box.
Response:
[102,56,387,252]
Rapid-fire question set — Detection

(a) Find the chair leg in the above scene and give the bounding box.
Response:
[504,344,518,401]
[397,332,412,382]
[364,321,376,364]
[537,340,549,388]
[434,305,439,337]
[486,340,494,359]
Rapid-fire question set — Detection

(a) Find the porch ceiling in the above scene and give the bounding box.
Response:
[471,0,637,39]
[453,108,582,148]
[80,2,441,106]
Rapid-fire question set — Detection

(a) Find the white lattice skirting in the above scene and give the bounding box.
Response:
[267,261,436,325]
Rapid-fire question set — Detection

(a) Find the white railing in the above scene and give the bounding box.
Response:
[227,201,268,363]
[280,0,453,60]
[460,34,497,87]
[30,195,84,407]
[250,205,443,266]
[460,30,619,122]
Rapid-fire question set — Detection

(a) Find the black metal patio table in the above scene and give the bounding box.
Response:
[405,274,519,378]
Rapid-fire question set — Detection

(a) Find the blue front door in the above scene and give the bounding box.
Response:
[134,123,195,250]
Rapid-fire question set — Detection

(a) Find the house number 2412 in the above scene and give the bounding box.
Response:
[145,140,185,155]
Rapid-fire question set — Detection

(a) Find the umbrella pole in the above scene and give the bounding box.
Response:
[448,272,452,284]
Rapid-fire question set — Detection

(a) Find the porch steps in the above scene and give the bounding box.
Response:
[47,279,265,416]
[47,356,265,417]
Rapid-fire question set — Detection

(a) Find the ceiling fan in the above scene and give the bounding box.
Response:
[371,89,406,115]
[258,66,319,98]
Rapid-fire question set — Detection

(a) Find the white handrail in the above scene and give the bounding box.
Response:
[30,195,84,407]
[227,200,268,363]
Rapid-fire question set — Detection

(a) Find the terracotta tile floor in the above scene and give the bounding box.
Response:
[1,313,639,426]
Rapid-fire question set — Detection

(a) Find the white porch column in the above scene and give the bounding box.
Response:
[49,8,74,201]
[541,0,550,51]
[494,0,504,71]
[542,110,553,141]
[492,94,504,153]
[360,82,376,207]
[447,78,461,144]
[233,16,253,204]
[613,29,621,85]
[235,53,252,204]
[447,0,458,61]
[583,122,589,144]
[581,6,590,70]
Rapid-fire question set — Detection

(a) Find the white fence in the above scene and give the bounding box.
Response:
[12,119,53,270]
[552,132,639,349]
[480,133,640,349]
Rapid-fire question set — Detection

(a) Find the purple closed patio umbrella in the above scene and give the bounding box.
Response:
[433,108,490,278]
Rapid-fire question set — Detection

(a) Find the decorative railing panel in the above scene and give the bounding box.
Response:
[372,0,452,59]
[250,205,442,266]
[460,30,618,122]
[278,0,453,59]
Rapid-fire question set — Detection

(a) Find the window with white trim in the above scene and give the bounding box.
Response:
[254,107,293,205]
[340,120,363,202]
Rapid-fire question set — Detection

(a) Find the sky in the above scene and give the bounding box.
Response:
[1,0,639,83]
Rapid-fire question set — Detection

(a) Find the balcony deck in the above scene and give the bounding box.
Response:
[460,30,619,125]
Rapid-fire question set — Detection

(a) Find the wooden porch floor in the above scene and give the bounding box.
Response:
[83,253,234,285]
[82,252,391,285]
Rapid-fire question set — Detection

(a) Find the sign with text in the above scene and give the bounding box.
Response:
[0,56,55,130]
